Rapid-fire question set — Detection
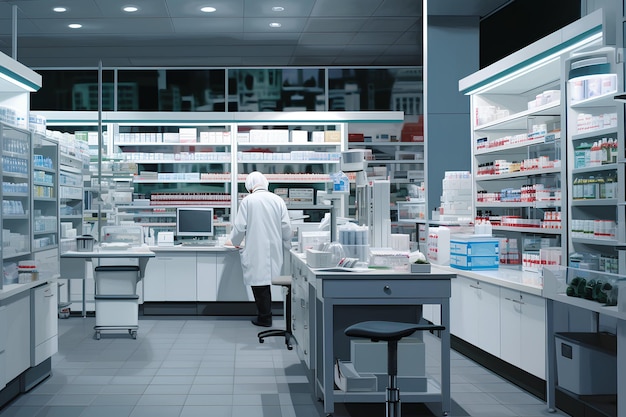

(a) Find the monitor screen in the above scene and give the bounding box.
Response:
[176,207,214,237]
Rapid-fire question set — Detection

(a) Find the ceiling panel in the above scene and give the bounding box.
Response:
[0,0,511,67]
[304,18,367,33]
[165,0,244,18]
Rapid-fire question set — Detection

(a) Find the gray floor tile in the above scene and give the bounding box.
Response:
[78,405,134,417]
[179,405,231,417]
[0,316,567,417]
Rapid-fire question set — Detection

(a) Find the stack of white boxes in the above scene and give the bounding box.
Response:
[439,171,472,223]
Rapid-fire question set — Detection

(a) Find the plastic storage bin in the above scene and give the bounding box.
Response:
[450,237,499,257]
[555,332,617,395]
[450,254,499,270]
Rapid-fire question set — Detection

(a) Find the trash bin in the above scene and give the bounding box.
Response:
[555,332,617,395]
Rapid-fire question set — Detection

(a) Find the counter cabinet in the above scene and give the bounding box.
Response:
[289,253,454,416]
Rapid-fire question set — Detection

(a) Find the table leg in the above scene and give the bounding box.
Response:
[323,298,334,415]
[545,299,556,411]
[441,298,451,415]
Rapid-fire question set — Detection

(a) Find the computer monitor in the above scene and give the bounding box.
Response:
[176,207,214,237]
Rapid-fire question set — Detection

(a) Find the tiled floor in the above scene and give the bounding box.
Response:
[0,316,571,417]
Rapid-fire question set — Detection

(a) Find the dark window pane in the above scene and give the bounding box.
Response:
[327,68,422,114]
[32,70,114,111]
[229,68,325,111]
[118,69,226,111]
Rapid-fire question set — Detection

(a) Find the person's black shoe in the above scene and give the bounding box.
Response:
[251,319,272,327]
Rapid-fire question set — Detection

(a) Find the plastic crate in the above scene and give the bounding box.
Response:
[555,332,616,395]
[450,254,499,270]
[450,237,499,257]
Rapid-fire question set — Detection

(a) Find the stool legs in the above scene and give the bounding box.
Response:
[386,339,401,417]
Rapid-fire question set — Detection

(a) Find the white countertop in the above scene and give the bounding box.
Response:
[148,245,239,252]
[432,264,544,296]
[0,278,56,301]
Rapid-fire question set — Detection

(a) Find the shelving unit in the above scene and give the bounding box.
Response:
[565,47,622,275]
[31,135,59,254]
[40,111,405,238]
[1,124,32,279]
[459,16,608,273]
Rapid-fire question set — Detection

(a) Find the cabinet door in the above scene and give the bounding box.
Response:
[143,256,167,301]
[164,253,197,301]
[32,283,58,365]
[519,292,546,379]
[197,253,218,301]
[5,294,30,383]
[216,250,248,301]
[475,280,501,357]
[500,287,522,368]
[450,276,477,344]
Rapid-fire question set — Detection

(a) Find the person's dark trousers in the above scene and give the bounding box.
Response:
[251,285,272,327]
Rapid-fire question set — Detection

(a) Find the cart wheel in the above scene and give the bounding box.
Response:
[259,338,264,344]
[131,331,137,339]
[95,331,101,340]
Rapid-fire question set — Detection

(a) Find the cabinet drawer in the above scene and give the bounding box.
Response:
[321,279,450,299]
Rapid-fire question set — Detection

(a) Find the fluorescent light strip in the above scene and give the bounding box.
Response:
[0,70,38,92]
[465,32,603,95]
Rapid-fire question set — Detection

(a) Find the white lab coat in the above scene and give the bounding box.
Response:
[229,189,292,287]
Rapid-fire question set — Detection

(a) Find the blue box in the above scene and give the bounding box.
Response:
[450,237,499,257]
[450,254,499,270]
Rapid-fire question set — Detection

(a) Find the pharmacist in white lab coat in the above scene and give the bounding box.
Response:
[226,171,292,327]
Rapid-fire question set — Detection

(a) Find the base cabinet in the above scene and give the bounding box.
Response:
[500,288,546,379]
[144,252,197,301]
[4,293,30,386]
[31,283,58,366]
[451,275,500,357]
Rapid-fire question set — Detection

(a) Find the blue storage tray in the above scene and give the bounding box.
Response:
[450,254,499,270]
[450,239,499,257]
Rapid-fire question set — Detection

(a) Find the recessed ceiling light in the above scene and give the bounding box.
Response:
[53,7,67,13]
[68,23,82,29]
[272,6,285,12]
[269,22,282,28]
[201,6,216,13]
[123,6,138,13]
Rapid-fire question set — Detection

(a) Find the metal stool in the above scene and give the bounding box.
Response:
[258,275,293,350]
[344,320,445,417]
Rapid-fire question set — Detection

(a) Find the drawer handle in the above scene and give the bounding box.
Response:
[384,285,391,294]
[44,294,55,298]
[469,284,481,290]
[511,299,524,305]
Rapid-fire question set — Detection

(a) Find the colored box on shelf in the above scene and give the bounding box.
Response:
[450,254,499,270]
[324,131,341,142]
[450,236,499,257]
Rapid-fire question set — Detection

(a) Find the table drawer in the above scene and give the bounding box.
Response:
[321,279,450,299]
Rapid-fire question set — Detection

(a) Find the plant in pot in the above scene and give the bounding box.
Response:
[409,250,430,273]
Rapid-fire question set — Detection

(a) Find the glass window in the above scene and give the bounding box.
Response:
[32,70,114,111]
[327,68,422,114]
[117,69,226,111]
[228,68,325,111]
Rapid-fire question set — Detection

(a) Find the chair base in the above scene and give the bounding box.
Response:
[258,329,293,350]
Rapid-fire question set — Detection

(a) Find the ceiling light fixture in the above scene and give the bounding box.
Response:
[269,22,282,28]
[272,6,285,12]
[68,23,82,29]
[123,6,139,13]
[201,6,216,13]
[53,7,67,13]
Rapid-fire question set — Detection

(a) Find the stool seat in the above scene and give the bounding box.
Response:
[345,320,445,342]
[271,275,292,286]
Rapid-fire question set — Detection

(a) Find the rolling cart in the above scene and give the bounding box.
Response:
[93,265,141,339]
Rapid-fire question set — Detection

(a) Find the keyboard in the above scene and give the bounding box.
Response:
[180,240,217,247]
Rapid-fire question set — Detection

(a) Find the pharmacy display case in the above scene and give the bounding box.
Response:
[565,46,622,275]
[31,134,59,254]
[459,11,609,273]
